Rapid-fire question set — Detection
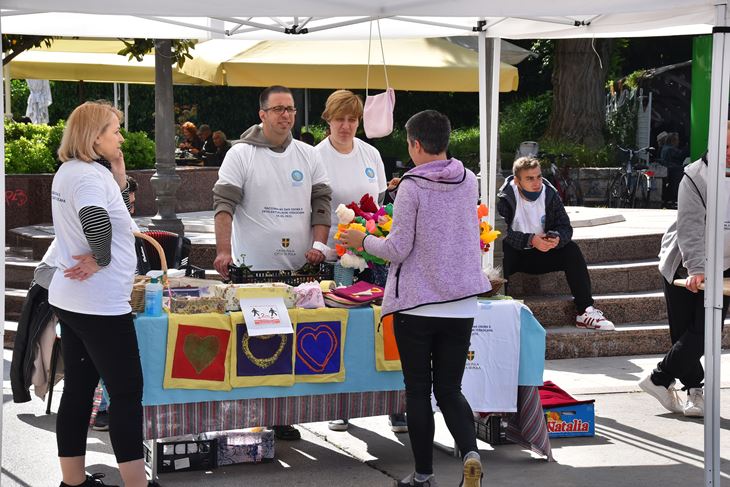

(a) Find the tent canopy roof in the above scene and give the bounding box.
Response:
[0,1,719,40]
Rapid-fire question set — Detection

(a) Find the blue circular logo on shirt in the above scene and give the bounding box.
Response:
[365,167,375,179]
[291,170,304,182]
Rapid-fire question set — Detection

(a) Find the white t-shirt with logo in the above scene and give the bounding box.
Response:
[315,137,387,247]
[217,140,329,270]
[49,160,137,315]
[511,180,546,236]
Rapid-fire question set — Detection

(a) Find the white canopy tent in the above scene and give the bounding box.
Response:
[1,3,728,485]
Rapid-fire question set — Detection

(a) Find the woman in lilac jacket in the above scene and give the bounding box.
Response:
[340,110,489,487]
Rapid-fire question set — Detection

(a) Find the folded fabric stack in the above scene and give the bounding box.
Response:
[324,281,384,308]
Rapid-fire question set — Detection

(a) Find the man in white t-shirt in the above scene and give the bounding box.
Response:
[212,86,332,443]
[213,85,332,276]
[497,156,615,331]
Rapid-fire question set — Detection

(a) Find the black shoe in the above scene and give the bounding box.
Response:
[92,410,109,431]
[273,424,301,440]
[60,473,119,487]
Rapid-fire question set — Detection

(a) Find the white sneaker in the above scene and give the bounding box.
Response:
[576,306,615,330]
[684,388,704,417]
[328,419,349,431]
[638,373,684,414]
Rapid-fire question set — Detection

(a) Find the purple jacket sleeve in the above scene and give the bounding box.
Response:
[362,179,418,264]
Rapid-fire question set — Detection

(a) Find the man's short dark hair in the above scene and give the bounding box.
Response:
[405,110,451,155]
[259,86,293,109]
[199,124,211,133]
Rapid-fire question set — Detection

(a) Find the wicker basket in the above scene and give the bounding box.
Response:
[130,232,168,313]
[481,277,507,298]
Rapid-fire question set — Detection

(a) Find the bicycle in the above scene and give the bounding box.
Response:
[537,152,583,206]
[605,146,655,208]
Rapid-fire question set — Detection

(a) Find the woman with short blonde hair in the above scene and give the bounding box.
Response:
[50,101,147,487]
[58,102,123,163]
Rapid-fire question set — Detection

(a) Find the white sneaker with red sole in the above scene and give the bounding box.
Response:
[576,306,615,330]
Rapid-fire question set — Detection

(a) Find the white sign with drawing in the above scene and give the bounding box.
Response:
[239,297,293,336]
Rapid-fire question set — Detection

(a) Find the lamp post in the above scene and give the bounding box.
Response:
[148,39,184,236]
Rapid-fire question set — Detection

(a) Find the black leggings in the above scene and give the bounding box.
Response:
[54,307,144,463]
[393,313,478,475]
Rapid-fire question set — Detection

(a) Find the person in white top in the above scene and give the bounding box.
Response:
[213,85,332,276]
[312,90,405,433]
[212,86,332,442]
[314,90,387,250]
[50,101,147,487]
[497,156,615,331]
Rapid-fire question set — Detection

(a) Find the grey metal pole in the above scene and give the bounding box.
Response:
[705,5,730,485]
[148,39,184,236]
[478,27,502,271]
[0,11,7,475]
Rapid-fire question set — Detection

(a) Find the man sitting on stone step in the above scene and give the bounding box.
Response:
[497,156,615,331]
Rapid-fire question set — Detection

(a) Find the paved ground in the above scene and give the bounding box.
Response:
[126,206,678,247]
[4,349,730,487]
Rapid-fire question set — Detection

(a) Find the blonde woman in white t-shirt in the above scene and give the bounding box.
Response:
[315,90,388,249]
[50,101,146,487]
[314,90,404,433]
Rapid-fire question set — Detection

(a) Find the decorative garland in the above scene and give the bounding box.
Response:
[241,333,288,369]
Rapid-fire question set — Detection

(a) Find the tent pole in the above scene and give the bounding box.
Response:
[304,88,309,130]
[124,83,129,131]
[0,9,7,476]
[705,4,730,486]
[3,65,10,117]
[477,25,500,269]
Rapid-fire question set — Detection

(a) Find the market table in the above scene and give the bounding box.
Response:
[135,299,551,477]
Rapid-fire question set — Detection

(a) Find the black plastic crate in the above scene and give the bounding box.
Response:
[144,437,218,473]
[475,415,511,445]
[228,262,334,286]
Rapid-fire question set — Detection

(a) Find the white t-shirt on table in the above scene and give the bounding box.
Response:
[511,181,546,236]
[217,140,329,270]
[315,137,387,247]
[49,160,137,316]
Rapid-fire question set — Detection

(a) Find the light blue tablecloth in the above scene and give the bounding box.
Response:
[136,302,546,406]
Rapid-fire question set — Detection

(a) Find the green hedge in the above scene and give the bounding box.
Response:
[4,119,156,174]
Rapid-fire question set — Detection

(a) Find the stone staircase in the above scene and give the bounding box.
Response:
[6,218,729,360]
[506,232,730,359]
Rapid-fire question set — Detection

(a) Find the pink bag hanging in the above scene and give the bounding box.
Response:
[363,20,395,139]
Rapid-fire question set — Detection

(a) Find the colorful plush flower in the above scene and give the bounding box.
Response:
[477,203,500,251]
[336,195,392,269]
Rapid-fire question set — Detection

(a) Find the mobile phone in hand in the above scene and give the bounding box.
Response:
[545,230,560,240]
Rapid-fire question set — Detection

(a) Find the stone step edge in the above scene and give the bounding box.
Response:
[524,290,665,304]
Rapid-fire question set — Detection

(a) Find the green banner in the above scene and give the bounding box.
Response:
[691,35,712,160]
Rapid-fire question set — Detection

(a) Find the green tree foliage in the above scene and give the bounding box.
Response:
[120,129,156,169]
[499,92,553,158]
[4,118,155,174]
[2,35,53,65]
[117,39,197,68]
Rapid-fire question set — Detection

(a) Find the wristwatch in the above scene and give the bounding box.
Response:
[312,241,330,254]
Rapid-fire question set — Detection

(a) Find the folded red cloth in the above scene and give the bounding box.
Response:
[331,281,384,303]
[538,381,594,408]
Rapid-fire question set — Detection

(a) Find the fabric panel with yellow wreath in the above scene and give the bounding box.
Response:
[229,311,296,387]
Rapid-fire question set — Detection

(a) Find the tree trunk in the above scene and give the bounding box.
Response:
[545,39,614,148]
